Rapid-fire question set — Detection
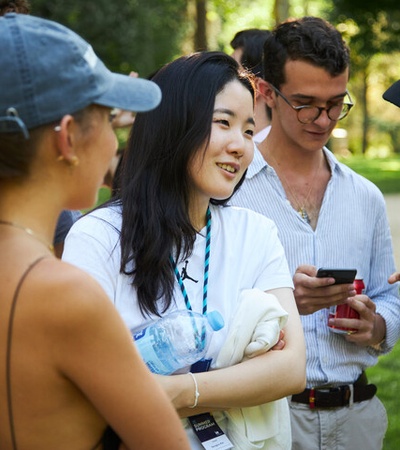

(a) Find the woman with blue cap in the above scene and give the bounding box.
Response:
[0,12,189,450]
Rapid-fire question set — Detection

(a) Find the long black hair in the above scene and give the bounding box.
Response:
[117,51,255,317]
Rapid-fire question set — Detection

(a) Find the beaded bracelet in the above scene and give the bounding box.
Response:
[188,372,200,408]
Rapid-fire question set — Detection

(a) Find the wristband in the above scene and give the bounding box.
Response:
[188,372,200,408]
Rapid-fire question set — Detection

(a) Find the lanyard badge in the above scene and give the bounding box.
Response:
[189,413,233,450]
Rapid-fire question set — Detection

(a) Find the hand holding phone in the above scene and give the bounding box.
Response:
[317,268,359,333]
[316,268,357,285]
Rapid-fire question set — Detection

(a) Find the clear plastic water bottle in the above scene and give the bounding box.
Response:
[132,309,224,375]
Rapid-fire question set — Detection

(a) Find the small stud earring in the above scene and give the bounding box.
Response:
[70,156,80,167]
[54,125,61,132]
[56,155,65,162]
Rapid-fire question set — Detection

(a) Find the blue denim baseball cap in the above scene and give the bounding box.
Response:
[0,13,162,137]
[383,80,400,108]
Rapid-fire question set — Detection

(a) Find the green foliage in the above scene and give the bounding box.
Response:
[330,1,400,61]
[367,339,400,450]
[214,0,331,54]
[31,0,188,77]
[331,0,399,15]
[326,1,400,154]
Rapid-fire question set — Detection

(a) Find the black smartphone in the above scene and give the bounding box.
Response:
[316,268,357,284]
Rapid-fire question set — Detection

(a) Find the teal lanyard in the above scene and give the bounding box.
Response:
[170,206,211,315]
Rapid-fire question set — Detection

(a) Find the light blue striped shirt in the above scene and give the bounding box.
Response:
[230,145,400,387]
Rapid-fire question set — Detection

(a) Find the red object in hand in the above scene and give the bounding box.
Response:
[328,279,365,334]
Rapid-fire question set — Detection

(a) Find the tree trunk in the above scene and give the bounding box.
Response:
[273,0,290,24]
[195,0,207,51]
[303,0,309,15]
[361,68,368,154]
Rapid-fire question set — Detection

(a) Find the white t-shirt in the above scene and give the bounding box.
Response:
[63,203,293,367]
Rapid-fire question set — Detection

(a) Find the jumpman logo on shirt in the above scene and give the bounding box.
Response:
[181,260,198,283]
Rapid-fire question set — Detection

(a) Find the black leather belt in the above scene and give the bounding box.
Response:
[291,372,377,409]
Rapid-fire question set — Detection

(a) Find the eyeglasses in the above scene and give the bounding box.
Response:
[270,85,354,124]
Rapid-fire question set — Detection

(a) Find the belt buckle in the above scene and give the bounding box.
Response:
[309,386,330,409]
[340,384,353,407]
[309,388,316,409]
[308,385,352,409]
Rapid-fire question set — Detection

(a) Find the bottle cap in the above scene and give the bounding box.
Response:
[206,310,224,331]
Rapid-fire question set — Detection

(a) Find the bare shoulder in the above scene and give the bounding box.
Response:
[23,257,117,331]
[19,257,132,375]
[34,257,109,299]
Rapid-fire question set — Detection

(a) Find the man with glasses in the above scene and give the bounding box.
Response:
[230,16,400,449]
[269,84,353,126]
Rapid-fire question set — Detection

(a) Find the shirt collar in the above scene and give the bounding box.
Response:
[246,143,268,179]
[322,147,342,175]
[246,143,342,180]
[254,125,271,145]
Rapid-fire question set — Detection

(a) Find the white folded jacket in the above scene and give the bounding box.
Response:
[215,288,291,450]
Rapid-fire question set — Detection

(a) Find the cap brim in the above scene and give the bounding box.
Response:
[95,73,161,113]
[383,80,400,108]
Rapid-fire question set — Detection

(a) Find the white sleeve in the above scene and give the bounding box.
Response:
[62,211,121,304]
[251,214,293,291]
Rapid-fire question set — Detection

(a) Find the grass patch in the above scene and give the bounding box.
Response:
[338,154,400,193]
[367,339,400,449]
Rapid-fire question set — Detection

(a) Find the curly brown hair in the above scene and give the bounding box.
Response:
[0,0,31,15]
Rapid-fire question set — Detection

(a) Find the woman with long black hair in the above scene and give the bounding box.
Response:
[64,51,306,449]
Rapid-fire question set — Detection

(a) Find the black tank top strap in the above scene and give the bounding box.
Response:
[6,256,48,450]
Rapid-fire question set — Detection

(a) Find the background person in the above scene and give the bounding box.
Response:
[0,13,190,450]
[383,80,400,285]
[230,28,271,144]
[229,16,400,450]
[53,209,82,258]
[63,51,306,449]
[0,0,30,14]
